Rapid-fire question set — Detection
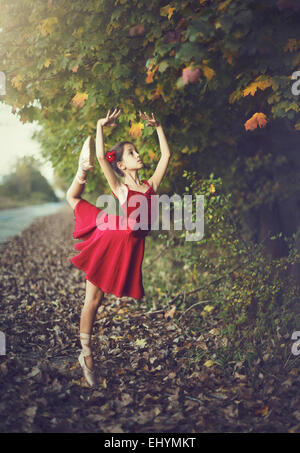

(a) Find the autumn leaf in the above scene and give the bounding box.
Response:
[44,59,52,68]
[11,75,23,91]
[164,305,176,319]
[167,7,176,20]
[129,122,144,139]
[146,65,159,84]
[148,149,156,159]
[209,328,220,335]
[160,5,176,20]
[243,78,274,97]
[204,359,214,367]
[255,405,269,417]
[202,65,215,81]
[204,304,215,313]
[209,184,216,194]
[38,17,59,36]
[218,0,231,11]
[149,84,163,100]
[72,92,88,108]
[244,112,268,131]
[135,338,147,348]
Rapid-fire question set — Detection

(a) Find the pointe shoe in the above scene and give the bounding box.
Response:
[78,332,96,387]
[76,136,95,184]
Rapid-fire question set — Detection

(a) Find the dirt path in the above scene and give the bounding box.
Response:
[0,203,299,433]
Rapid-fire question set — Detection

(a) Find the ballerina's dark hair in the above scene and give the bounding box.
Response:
[106,141,138,177]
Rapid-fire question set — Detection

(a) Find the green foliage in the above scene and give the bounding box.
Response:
[144,169,300,368]
[1,0,300,205]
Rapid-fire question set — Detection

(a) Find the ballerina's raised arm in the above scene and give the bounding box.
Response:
[139,111,171,193]
[96,107,123,195]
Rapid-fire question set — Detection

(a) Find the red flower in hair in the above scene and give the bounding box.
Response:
[106,150,116,162]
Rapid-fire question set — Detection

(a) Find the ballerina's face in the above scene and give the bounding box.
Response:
[121,143,144,170]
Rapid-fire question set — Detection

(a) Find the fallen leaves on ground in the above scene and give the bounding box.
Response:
[0,204,300,433]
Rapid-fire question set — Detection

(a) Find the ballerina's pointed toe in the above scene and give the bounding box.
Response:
[79,136,95,170]
[76,136,95,184]
[78,351,97,387]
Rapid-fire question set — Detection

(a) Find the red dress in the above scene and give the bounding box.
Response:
[70,179,157,300]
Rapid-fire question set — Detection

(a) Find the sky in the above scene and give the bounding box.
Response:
[0,101,64,198]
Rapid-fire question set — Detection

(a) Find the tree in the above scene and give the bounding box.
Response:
[1,0,300,266]
[0,155,58,202]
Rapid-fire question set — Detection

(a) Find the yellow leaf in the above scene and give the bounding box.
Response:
[149,83,163,100]
[202,65,215,81]
[70,378,89,387]
[204,305,214,313]
[209,184,216,194]
[218,0,231,11]
[72,92,88,108]
[285,102,299,113]
[129,122,144,139]
[148,149,156,160]
[11,75,23,91]
[38,17,58,36]
[44,59,52,68]
[123,80,131,89]
[209,328,220,335]
[168,7,176,20]
[135,338,147,348]
[243,78,274,97]
[72,27,84,38]
[204,360,214,368]
[122,104,130,114]
[69,363,78,371]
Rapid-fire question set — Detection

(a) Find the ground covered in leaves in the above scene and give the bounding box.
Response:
[0,203,300,433]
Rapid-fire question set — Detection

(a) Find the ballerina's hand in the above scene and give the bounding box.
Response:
[139,111,160,127]
[97,107,122,128]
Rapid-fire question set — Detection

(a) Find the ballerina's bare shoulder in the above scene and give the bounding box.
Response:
[114,183,129,205]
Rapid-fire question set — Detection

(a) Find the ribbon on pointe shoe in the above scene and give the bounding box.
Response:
[76,136,95,184]
[76,169,88,184]
[78,332,96,387]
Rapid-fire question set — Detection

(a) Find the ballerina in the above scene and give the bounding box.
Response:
[66,108,171,386]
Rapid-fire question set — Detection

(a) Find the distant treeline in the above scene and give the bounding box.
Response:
[0,156,58,209]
